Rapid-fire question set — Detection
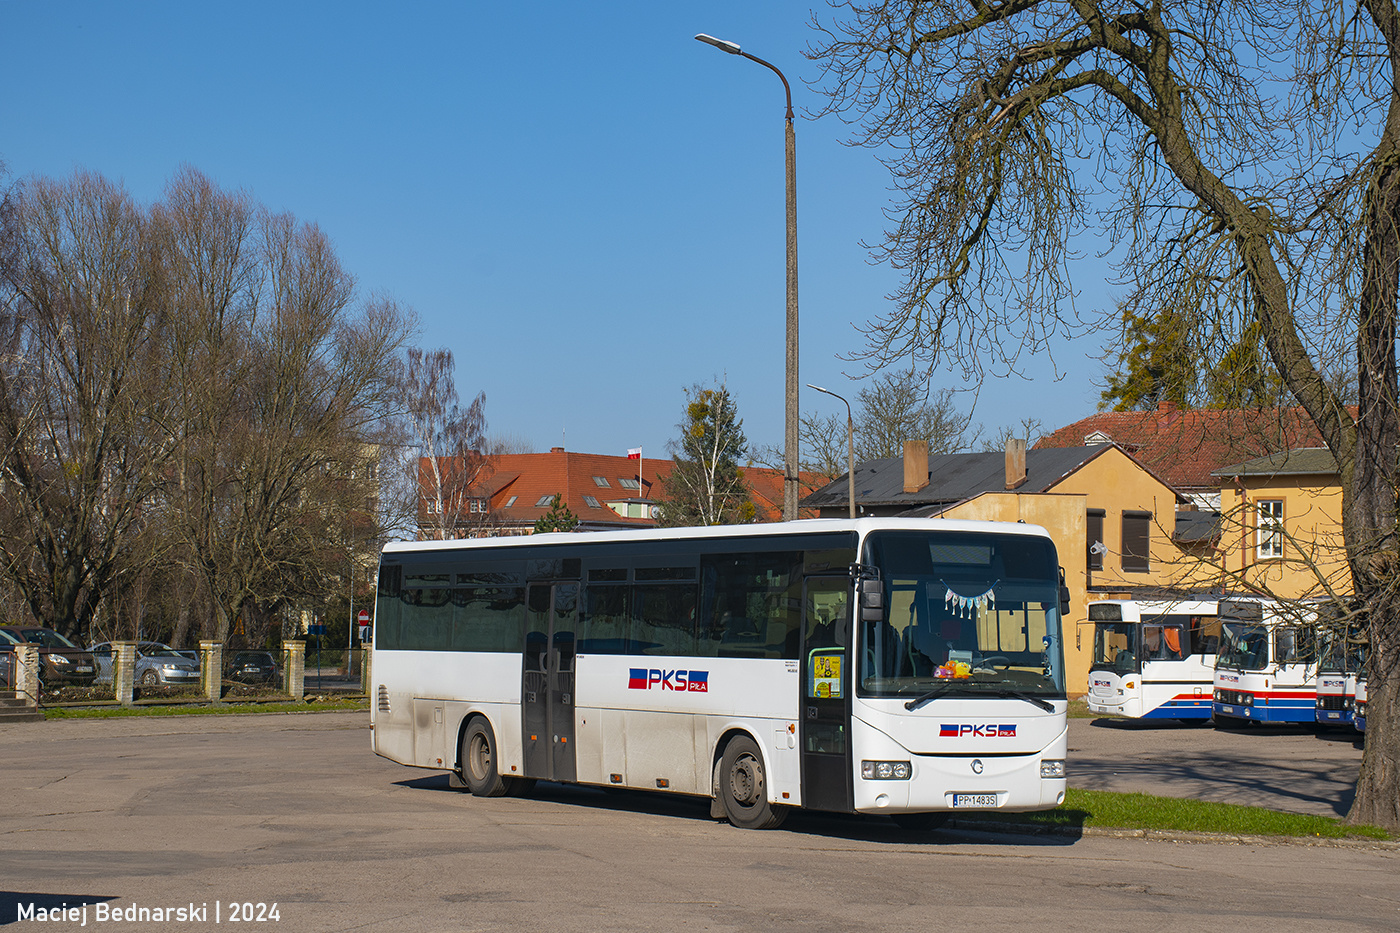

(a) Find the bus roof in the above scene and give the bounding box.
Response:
[380,517,1057,555]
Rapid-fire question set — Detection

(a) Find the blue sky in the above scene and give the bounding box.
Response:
[2,1,1113,459]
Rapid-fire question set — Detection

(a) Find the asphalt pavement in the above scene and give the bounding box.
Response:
[1068,716,1364,817]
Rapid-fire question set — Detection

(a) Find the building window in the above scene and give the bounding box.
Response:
[1122,511,1151,573]
[468,498,487,514]
[618,478,640,490]
[593,476,610,487]
[504,496,517,508]
[1257,499,1285,560]
[535,494,557,507]
[583,495,601,509]
[1087,509,1105,571]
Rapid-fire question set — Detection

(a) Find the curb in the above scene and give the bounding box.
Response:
[948,818,1400,849]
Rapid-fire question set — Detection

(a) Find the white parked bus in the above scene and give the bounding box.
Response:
[1315,626,1365,728]
[1354,670,1368,733]
[1085,598,1219,720]
[370,519,1069,830]
[1213,599,1318,724]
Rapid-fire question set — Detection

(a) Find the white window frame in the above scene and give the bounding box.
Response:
[1256,499,1285,560]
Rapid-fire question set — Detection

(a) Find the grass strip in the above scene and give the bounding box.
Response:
[41,698,369,719]
[956,787,1392,840]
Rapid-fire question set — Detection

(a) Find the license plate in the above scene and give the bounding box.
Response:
[76,666,92,673]
[951,794,998,808]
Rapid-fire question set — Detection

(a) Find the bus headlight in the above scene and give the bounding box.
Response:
[1040,760,1066,779]
[861,760,911,780]
[1242,694,1253,706]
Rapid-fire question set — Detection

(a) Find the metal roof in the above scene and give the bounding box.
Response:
[801,445,1115,512]
[1210,447,1338,478]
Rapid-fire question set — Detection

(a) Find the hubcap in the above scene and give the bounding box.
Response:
[729,755,762,805]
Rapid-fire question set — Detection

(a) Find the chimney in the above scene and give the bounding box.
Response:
[550,447,564,454]
[1005,438,1028,490]
[903,440,929,494]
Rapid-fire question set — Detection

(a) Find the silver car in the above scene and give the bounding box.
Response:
[89,641,202,686]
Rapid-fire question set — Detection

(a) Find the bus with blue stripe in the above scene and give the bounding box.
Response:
[1085,598,1219,720]
[1213,599,1318,724]
[1354,670,1368,732]
[1314,624,1365,727]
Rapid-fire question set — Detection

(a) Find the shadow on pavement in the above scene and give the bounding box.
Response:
[395,773,1076,848]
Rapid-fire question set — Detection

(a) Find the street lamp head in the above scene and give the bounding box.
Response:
[695,33,742,55]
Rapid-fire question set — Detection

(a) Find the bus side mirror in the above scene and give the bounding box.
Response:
[859,579,884,622]
[1060,584,1071,617]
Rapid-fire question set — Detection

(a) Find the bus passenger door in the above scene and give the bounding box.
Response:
[523,582,578,782]
[800,576,853,812]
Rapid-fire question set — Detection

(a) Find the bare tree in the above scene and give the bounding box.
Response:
[809,0,1400,828]
[157,169,413,644]
[0,171,174,638]
[658,382,755,526]
[397,348,491,540]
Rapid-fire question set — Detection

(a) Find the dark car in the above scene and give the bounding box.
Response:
[226,650,279,685]
[0,625,98,686]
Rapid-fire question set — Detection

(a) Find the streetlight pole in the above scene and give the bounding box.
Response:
[807,384,855,520]
[695,33,800,522]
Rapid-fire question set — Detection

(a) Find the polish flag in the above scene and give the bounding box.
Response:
[627,447,642,460]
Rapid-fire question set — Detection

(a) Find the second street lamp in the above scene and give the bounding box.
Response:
[695,32,800,522]
[808,383,855,520]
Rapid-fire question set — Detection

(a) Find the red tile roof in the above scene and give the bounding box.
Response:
[1035,404,1332,491]
[485,449,671,528]
[420,449,819,531]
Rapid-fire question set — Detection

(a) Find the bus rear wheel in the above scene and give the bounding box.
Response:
[719,736,786,830]
[461,719,511,797]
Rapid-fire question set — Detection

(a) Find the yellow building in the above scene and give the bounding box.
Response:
[1211,448,1350,600]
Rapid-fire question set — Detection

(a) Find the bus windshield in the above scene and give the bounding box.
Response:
[1218,622,1269,671]
[1092,622,1138,673]
[859,530,1065,699]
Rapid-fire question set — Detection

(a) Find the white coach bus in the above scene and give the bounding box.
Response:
[369,519,1069,830]
[1085,598,1219,720]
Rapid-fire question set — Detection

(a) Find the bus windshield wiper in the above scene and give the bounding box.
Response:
[904,682,958,711]
[993,689,1055,712]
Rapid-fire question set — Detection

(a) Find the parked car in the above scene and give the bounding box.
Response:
[0,626,98,686]
[225,650,279,685]
[89,641,202,686]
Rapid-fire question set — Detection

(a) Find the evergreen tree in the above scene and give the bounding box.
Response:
[533,495,578,533]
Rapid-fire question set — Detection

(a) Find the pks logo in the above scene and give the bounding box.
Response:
[1219,674,1239,683]
[628,668,709,692]
[1320,679,1346,689]
[1092,679,1112,687]
[940,723,1016,738]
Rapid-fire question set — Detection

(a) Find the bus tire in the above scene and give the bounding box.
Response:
[719,735,786,830]
[890,812,949,832]
[461,718,510,797]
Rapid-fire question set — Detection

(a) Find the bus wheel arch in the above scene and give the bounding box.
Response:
[713,730,787,830]
[459,715,511,797]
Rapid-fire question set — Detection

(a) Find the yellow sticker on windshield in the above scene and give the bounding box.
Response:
[811,653,842,698]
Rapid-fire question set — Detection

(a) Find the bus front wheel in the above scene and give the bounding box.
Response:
[719,736,786,830]
[461,719,511,798]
